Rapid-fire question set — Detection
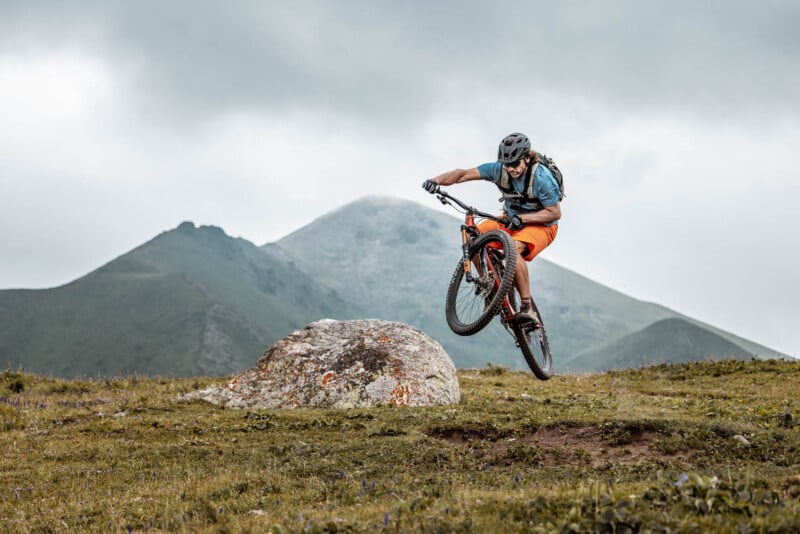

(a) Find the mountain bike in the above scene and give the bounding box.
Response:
[426,188,553,380]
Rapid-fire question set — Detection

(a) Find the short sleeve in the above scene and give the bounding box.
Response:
[534,165,560,207]
[477,162,502,183]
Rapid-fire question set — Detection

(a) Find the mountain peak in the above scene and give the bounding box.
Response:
[323,195,430,219]
[270,195,456,249]
[347,195,420,207]
[170,221,227,238]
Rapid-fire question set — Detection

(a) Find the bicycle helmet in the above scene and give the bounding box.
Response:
[497,132,531,163]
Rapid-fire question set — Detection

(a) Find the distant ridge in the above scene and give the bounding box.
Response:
[563,317,755,372]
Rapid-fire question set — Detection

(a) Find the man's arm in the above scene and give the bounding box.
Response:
[519,203,561,225]
[429,167,482,186]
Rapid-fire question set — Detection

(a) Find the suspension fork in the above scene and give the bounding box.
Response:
[461,213,493,282]
[461,214,477,282]
[460,225,474,282]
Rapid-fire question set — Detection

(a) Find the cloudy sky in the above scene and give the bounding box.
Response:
[2,1,798,357]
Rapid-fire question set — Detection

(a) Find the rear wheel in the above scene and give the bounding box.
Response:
[513,299,553,380]
[445,230,517,336]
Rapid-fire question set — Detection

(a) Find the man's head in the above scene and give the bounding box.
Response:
[498,132,531,178]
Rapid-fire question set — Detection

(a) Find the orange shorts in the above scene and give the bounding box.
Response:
[477,220,558,262]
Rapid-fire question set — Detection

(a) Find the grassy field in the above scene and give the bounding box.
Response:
[2,358,799,533]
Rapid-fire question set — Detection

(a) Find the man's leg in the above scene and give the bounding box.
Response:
[513,240,531,302]
[512,240,540,324]
[511,224,558,303]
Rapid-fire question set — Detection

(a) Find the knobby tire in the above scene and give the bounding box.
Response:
[445,230,517,336]
[513,299,553,380]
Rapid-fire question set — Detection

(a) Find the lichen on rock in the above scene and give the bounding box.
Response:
[184,319,460,409]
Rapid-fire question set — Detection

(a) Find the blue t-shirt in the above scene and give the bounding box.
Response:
[477,161,560,226]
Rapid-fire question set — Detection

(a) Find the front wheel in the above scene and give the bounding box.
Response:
[513,300,553,380]
[445,230,517,336]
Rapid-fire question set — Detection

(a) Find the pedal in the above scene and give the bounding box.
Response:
[514,314,541,329]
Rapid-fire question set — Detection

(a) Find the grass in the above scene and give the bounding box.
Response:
[1,358,799,532]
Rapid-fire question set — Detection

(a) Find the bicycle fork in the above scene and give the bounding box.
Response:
[460,224,475,282]
[460,219,488,285]
[461,223,503,303]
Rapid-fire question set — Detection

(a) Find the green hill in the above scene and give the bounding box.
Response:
[0,222,356,377]
[563,317,755,372]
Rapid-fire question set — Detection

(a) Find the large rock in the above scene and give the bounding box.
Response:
[185,319,460,409]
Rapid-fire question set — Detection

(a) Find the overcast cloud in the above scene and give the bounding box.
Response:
[1,1,798,357]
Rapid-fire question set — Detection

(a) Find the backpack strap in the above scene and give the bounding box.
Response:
[497,160,538,208]
[526,162,539,200]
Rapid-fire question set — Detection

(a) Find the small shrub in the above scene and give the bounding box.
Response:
[480,363,509,376]
[8,378,24,394]
[2,370,27,394]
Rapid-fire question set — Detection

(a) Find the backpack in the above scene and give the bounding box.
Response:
[497,152,565,211]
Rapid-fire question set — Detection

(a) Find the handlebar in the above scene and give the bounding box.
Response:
[431,188,503,222]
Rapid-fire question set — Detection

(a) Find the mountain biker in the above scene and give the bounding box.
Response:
[422,132,561,324]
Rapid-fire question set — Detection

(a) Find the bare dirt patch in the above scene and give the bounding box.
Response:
[428,423,694,469]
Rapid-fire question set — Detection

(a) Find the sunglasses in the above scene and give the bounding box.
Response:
[504,159,524,169]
